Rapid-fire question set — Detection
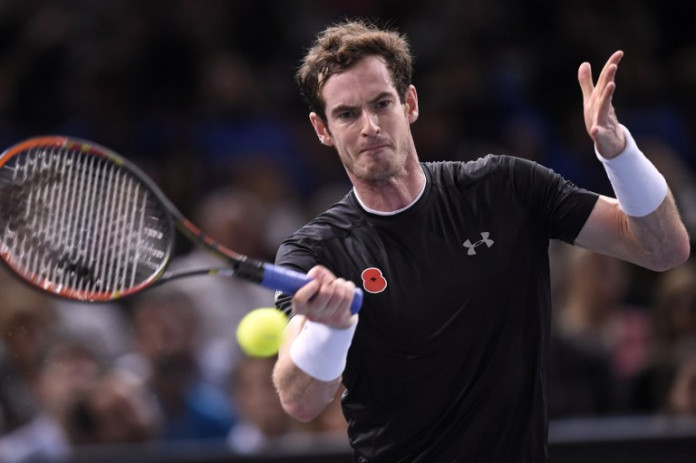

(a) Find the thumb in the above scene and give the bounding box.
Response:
[577,62,594,103]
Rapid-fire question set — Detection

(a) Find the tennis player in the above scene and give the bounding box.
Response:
[272,20,690,462]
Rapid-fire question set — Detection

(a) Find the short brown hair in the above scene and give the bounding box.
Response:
[296,19,413,121]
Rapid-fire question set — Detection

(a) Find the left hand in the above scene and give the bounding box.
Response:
[578,50,626,158]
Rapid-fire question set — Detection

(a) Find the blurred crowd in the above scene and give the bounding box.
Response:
[0,0,695,461]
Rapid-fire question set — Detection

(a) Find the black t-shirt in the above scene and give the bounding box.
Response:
[275,156,599,462]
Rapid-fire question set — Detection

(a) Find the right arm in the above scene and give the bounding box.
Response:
[273,315,344,421]
[272,265,358,422]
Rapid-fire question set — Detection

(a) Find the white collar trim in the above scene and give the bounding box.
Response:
[353,168,427,216]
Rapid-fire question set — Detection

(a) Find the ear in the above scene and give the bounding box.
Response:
[404,85,419,123]
[309,112,334,147]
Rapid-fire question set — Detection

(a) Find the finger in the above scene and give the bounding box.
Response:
[323,279,356,325]
[598,63,618,94]
[303,281,345,324]
[577,62,594,102]
[609,49,624,64]
[597,81,617,121]
[332,278,355,314]
[292,278,322,312]
[595,51,623,93]
[307,265,337,284]
[293,266,331,307]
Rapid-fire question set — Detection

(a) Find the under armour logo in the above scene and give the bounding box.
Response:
[463,232,494,255]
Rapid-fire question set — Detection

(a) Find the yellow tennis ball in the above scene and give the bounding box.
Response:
[236,308,289,357]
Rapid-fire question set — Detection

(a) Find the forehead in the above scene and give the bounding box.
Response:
[321,56,397,108]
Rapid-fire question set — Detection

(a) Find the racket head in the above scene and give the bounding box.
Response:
[0,136,176,301]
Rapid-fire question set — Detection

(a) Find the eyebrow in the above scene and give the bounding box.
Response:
[329,91,395,118]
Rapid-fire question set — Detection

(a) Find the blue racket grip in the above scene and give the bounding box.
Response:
[261,263,363,314]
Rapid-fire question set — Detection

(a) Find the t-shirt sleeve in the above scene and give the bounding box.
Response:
[273,239,318,314]
[507,156,599,244]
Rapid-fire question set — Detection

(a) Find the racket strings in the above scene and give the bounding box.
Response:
[0,146,170,297]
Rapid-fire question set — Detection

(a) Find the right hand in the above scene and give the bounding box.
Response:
[292,265,357,329]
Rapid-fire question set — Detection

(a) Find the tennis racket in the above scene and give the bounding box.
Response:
[0,136,363,314]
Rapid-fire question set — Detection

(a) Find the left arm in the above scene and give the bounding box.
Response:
[575,192,689,271]
[574,50,690,270]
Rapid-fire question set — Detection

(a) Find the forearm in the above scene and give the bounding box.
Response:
[596,126,689,269]
[272,313,356,422]
[273,348,342,422]
[576,125,691,269]
[577,186,690,272]
[624,191,690,270]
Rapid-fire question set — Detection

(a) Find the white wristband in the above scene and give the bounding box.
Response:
[290,318,358,382]
[595,125,668,217]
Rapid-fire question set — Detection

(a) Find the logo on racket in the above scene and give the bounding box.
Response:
[361,267,387,294]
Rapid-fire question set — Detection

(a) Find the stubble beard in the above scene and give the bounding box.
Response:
[342,135,415,185]
[343,152,403,184]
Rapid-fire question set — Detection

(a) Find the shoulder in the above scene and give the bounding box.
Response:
[423,155,540,188]
[291,193,364,242]
[275,193,363,262]
[274,192,372,294]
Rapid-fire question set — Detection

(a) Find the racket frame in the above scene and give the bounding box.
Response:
[0,136,363,313]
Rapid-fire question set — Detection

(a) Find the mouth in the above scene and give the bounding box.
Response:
[359,143,389,154]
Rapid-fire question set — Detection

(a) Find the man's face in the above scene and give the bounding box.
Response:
[310,56,419,183]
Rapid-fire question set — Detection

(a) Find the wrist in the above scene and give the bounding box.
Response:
[289,317,358,382]
[595,125,668,217]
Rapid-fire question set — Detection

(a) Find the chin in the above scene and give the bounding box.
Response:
[344,153,401,182]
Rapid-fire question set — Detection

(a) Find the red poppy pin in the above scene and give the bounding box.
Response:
[361,267,388,294]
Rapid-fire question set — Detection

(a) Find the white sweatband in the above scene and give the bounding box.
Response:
[290,318,358,382]
[596,125,668,217]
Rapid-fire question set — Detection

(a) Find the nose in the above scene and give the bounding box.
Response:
[360,110,381,136]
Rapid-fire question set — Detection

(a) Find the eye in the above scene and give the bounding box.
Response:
[375,99,391,110]
[336,110,357,120]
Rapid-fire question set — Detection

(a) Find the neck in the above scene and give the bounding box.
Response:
[352,161,426,213]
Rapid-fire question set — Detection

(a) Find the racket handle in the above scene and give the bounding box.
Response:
[261,263,363,315]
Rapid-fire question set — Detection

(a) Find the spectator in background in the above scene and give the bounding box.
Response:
[69,368,161,445]
[192,48,315,199]
[554,247,652,381]
[641,137,696,240]
[0,274,56,437]
[36,340,104,444]
[549,328,619,418]
[550,247,654,416]
[0,337,103,462]
[227,355,293,453]
[227,354,348,455]
[629,261,696,414]
[666,353,696,416]
[168,187,276,388]
[652,262,696,361]
[117,288,236,442]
